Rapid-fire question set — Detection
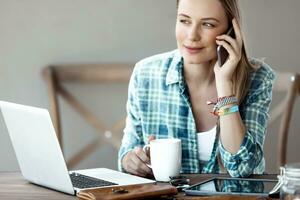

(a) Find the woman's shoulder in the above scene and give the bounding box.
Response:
[241,58,276,106]
[133,49,180,73]
[249,58,276,84]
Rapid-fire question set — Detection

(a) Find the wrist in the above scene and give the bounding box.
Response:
[216,80,233,97]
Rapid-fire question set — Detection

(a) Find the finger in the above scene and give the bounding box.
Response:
[216,40,237,59]
[127,159,148,176]
[130,154,152,175]
[126,165,147,177]
[135,147,150,163]
[216,35,239,54]
[122,151,148,176]
[148,135,156,143]
[146,135,156,157]
[144,146,151,157]
[232,18,243,48]
[131,162,152,176]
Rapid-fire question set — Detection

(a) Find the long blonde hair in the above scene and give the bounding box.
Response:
[176,0,254,103]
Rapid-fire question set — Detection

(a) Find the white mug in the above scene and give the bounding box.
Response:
[143,138,182,182]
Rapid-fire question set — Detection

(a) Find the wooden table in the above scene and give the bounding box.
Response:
[0,172,277,200]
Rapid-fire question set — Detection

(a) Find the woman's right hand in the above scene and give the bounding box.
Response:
[121,136,155,177]
[122,147,152,177]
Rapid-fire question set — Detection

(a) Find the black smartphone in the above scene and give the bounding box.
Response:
[217,26,236,66]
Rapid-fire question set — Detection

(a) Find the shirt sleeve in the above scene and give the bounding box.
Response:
[218,65,275,177]
[118,64,144,172]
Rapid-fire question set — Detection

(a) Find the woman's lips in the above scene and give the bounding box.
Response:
[184,46,204,54]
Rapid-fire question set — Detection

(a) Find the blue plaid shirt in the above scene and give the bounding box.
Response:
[118,49,275,177]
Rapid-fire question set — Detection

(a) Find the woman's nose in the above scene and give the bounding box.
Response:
[187,26,201,41]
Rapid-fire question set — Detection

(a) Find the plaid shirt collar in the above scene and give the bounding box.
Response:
[166,50,184,86]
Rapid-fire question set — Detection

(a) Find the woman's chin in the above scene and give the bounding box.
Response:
[183,57,209,65]
[182,53,217,65]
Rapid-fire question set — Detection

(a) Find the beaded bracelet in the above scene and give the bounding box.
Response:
[217,95,235,102]
[213,96,238,113]
[216,105,239,116]
[207,95,238,115]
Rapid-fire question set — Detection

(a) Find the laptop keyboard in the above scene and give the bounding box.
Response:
[70,173,117,189]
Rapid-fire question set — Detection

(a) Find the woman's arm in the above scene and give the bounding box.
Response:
[217,66,275,177]
[217,80,246,154]
[118,64,152,177]
[214,19,275,177]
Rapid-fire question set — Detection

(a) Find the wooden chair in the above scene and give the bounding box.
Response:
[42,64,133,169]
[42,65,299,170]
[268,71,300,168]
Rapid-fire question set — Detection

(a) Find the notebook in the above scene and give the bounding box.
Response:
[0,101,155,195]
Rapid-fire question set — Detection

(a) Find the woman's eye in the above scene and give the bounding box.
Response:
[179,19,190,24]
[203,23,215,28]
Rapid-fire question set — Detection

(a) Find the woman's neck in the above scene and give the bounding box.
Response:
[183,60,216,89]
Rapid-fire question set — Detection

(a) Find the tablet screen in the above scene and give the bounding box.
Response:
[185,177,278,196]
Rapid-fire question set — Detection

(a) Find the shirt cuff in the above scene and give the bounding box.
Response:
[218,131,261,173]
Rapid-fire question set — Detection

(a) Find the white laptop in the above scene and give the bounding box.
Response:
[0,101,155,195]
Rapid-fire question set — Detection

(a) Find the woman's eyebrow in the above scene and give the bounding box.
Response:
[178,14,220,23]
[178,13,191,18]
[200,17,220,23]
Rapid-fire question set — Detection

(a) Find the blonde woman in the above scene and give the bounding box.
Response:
[119,0,275,178]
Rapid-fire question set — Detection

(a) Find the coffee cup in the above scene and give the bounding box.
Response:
[143,138,181,182]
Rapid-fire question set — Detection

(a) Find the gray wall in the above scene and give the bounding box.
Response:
[0,0,299,173]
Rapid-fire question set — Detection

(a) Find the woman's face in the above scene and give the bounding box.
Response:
[176,0,229,65]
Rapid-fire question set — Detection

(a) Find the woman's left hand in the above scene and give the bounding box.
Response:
[214,18,243,82]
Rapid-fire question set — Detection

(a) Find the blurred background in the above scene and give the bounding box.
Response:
[0,0,299,173]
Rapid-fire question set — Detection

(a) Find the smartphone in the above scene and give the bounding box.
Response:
[217,26,236,66]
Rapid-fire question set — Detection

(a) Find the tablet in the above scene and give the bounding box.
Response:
[184,177,278,196]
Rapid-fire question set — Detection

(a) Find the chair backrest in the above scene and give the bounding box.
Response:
[268,71,300,168]
[43,66,300,170]
[42,64,133,169]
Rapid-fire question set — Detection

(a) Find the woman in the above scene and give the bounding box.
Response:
[118,0,275,178]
